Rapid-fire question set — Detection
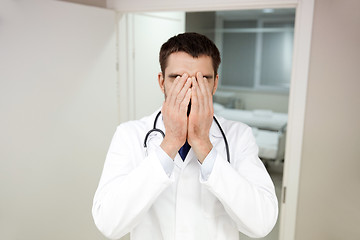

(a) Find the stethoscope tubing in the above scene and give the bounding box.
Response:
[144,111,230,163]
[143,111,165,148]
[212,115,230,163]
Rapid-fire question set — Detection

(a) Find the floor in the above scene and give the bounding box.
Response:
[239,160,284,240]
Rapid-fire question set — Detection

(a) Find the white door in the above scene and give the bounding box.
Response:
[118,12,185,121]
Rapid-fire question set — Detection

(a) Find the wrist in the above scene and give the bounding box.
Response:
[191,139,212,163]
[160,137,182,159]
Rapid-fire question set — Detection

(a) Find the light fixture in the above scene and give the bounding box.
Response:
[263,9,275,14]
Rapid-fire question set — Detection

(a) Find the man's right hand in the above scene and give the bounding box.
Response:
[160,73,192,159]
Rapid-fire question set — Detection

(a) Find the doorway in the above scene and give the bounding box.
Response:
[116,1,315,239]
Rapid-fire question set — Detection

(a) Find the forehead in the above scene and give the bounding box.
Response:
[165,52,214,76]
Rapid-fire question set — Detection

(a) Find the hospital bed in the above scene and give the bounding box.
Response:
[213,103,287,163]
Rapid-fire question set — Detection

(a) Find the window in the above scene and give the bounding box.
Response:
[215,10,295,92]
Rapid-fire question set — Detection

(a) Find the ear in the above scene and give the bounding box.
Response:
[212,74,219,95]
[158,72,165,94]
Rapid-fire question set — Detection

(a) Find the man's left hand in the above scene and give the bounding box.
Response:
[187,72,214,163]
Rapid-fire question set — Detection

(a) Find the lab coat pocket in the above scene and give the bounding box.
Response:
[201,186,225,218]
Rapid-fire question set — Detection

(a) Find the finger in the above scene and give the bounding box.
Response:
[169,75,188,94]
[176,77,192,111]
[190,77,200,113]
[168,73,188,107]
[180,88,192,115]
[165,75,180,105]
[193,75,206,113]
[203,77,211,110]
[196,72,212,113]
[196,72,210,98]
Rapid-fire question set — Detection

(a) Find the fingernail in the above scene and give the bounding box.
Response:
[183,73,188,78]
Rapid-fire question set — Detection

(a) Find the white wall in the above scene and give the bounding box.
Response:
[0,1,117,239]
[236,90,289,113]
[107,0,297,12]
[217,89,289,113]
[295,0,360,239]
[61,0,107,8]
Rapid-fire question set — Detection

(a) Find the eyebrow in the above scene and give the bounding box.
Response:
[167,73,214,79]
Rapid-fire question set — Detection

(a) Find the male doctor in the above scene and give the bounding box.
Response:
[92,32,278,240]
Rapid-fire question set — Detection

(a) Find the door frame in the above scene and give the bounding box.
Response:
[110,0,315,239]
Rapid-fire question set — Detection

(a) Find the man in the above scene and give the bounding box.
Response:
[92,32,278,240]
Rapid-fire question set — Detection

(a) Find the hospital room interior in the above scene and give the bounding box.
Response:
[186,9,292,240]
[0,0,359,240]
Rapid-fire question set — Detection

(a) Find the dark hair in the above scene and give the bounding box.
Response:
[159,32,221,75]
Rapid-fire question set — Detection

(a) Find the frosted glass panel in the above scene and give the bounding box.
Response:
[260,21,294,88]
[260,31,293,87]
[222,33,256,87]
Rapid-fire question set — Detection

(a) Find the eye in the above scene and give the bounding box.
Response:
[168,74,181,79]
[203,75,213,80]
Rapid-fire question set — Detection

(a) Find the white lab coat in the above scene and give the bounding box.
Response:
[92,109,278,240]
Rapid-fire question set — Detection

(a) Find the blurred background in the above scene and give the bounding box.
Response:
[0,0,359,240]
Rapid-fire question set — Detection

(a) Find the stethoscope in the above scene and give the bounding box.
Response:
[144,111,230,163]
